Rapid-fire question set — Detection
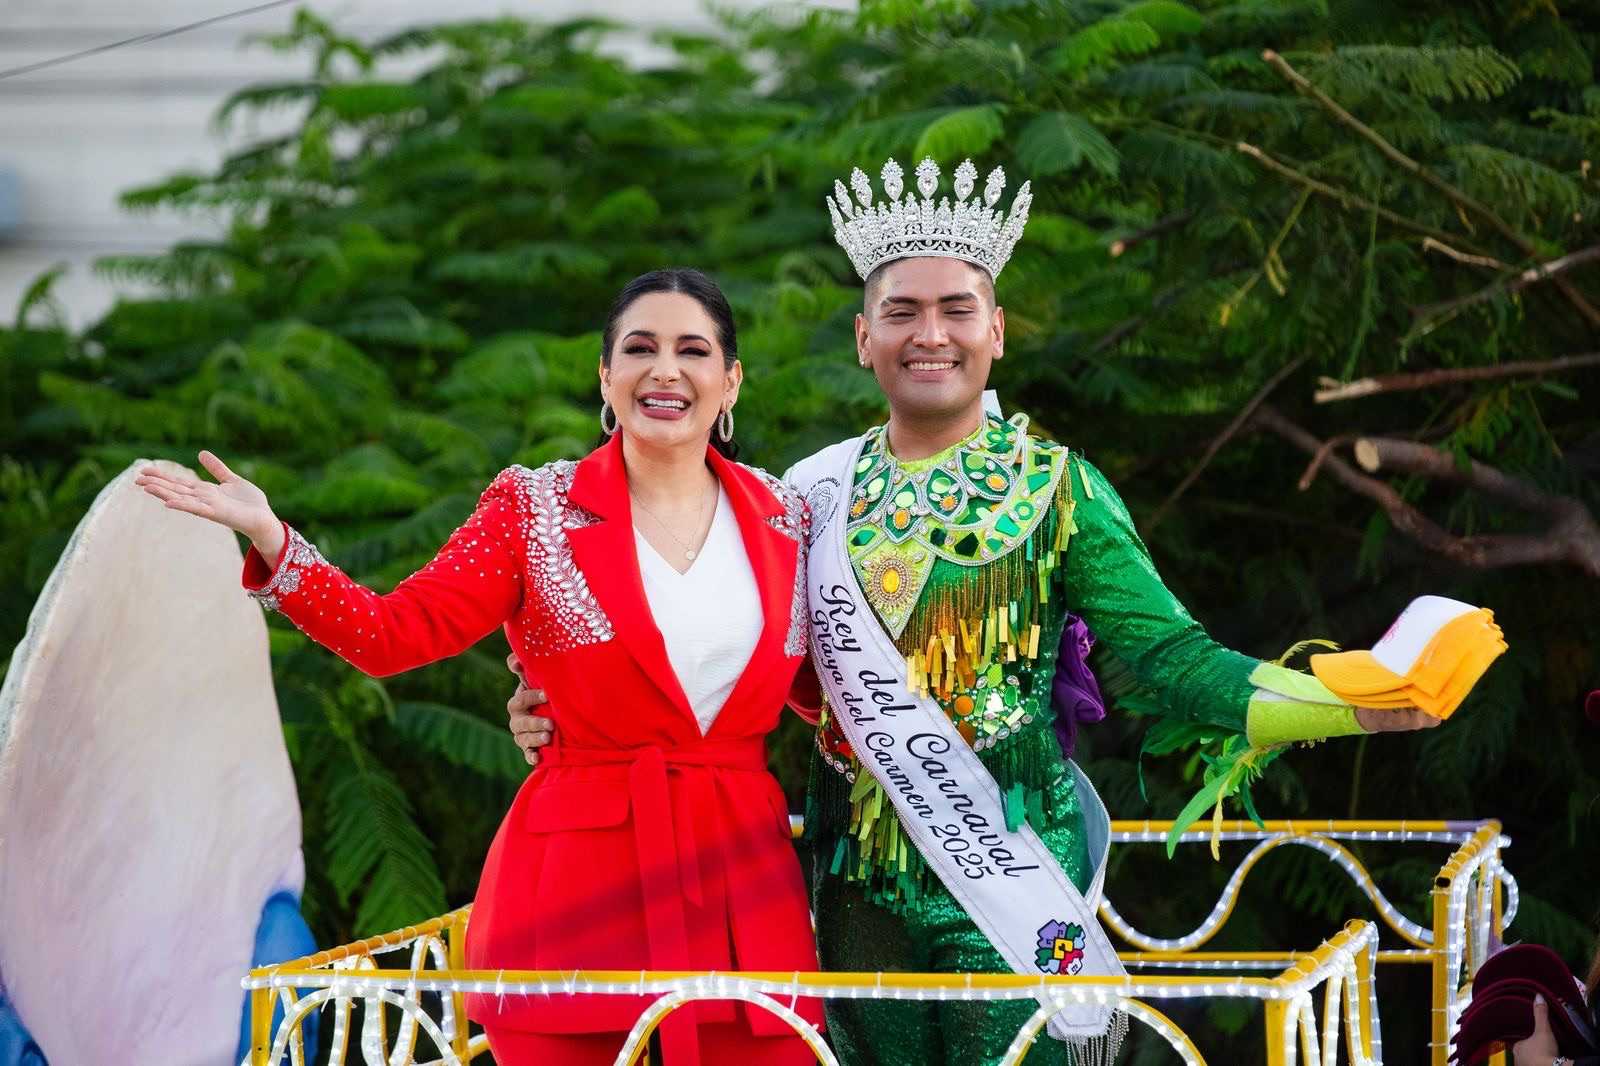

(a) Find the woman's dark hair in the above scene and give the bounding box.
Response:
[598,268,739,460]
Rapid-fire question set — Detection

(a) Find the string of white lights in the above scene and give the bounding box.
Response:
[276,985,308,1066]
[244,825,1516,1066]
[1126,959,1288,971]
[247,929,1390,1066]
[1112,828,1475,846]
[262,986,428,1066]
[611,988,837,1066]
[1293,991,1318,1064]
[1499,845,1521,925]
[387,934,457,1059]
[1099,834,1433,953]
[1433,836,1509,1055]
[319,973,351,1064]
[1364,935,1386,1064]
[1322,968,1341,1064]
[247,927,1380,1006]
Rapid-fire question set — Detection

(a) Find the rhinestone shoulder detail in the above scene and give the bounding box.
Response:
[247,527,327,612]
[745,464,811,657]
[506,462,615,653]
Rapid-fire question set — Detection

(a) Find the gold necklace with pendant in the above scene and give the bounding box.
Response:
[630,476,715,561]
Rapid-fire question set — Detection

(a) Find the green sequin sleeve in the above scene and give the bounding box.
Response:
[1059,457,1258,732]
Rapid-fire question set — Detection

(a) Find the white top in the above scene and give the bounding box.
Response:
[635,484,763,733]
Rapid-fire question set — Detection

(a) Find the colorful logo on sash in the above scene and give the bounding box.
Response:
[1035,920,1086,975]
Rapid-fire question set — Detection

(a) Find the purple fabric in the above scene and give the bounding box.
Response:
[1051,615,1106,758]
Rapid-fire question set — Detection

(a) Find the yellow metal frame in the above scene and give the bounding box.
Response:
[247,819,1509,1065]
[1103,818,1511,1066]
[248,927,1376,1065]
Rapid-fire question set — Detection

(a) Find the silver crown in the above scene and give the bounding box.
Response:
[827,157,1032,281]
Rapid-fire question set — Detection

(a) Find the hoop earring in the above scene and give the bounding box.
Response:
[716,405,734,443]
[600,401,618,435]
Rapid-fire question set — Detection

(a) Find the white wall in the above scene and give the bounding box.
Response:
[0,0,839,325]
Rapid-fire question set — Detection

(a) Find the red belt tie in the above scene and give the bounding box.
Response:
[544,736,768,1066]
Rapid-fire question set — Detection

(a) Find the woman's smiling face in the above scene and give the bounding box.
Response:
[600,291,741,452]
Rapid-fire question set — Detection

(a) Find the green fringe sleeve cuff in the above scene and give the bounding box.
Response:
[1245,662,1365,746]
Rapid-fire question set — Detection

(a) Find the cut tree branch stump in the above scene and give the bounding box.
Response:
[1249,406,1600,576]
[1355,436,1600,575]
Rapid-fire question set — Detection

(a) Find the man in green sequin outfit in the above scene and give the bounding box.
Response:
[789,162,1444,1066]
[509,158,1447,1066]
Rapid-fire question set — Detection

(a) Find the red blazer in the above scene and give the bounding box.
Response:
[243,435,821,1061]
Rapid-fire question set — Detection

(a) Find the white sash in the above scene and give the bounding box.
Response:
[790,437,1128,1042]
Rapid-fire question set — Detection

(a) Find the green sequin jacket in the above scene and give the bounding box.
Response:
[804,413,1263,913]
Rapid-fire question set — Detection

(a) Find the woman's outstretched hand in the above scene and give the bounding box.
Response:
[136,451,286,566]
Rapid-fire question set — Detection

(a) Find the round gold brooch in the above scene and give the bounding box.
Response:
[867,555,915,608]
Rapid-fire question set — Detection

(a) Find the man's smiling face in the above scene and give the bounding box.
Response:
[856,256,1005,431]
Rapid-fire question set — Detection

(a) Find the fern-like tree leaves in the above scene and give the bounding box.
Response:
[437,333,547,402]
[322,753,449,936]
[912,104,1008,163]
[393,701,532,782]
[1052,19,1163,76]
[1016,112,1120,178]
[1294,46,1521,104]
[13,265,69,331]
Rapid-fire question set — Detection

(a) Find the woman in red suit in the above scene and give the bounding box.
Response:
[137,270,822,1066]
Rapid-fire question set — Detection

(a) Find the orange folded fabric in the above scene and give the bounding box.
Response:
[1311,596,1507,720]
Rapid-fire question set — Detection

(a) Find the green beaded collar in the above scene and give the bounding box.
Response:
[846,412,1068,637]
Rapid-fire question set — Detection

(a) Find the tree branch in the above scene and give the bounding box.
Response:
[1314,351,1600,403]
[1233,141,1494,255]
[1088,260,1252,355]
[1297,433,1357,490]
[1420,236,1505,271]
[1354,436,1600,575]
[1110,211,1194,258]
[1249,405,1600,575]
[1410,245,1600,334]
[1261,48,1600,332]
[1355,437,1570,517]
[1145,356,1307,531]
[1090,304,1164,356]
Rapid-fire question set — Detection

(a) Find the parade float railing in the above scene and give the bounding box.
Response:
[243,818,1511,1066]
[1105,818,1514,1066]
[243,920,1381,1066]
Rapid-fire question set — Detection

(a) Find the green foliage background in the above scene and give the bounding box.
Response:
[3,0,1599,1054]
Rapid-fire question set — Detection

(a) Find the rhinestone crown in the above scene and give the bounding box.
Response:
[827,157,1033,281]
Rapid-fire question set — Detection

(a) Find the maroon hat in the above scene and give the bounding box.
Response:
[1586,689,1599,727]
[1451,945,1597,1065]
